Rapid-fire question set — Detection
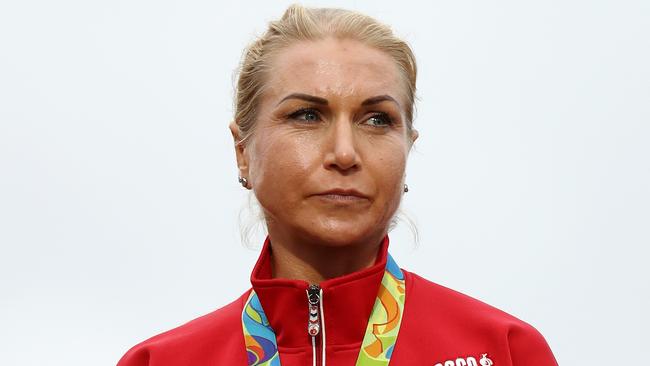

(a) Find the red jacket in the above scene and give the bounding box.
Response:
[118,236,558,366]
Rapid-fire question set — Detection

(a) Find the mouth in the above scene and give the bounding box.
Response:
[313,189,369,202]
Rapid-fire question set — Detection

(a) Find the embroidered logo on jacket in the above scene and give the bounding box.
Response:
[434,353,493,366]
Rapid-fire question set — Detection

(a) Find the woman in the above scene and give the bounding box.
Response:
[118,5,557,366]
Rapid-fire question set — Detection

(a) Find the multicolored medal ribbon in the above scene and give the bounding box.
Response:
[241,253,406,366]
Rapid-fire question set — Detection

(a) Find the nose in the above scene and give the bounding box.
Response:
[323,118,360,172]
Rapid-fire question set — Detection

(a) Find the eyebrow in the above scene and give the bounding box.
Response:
[361,95,401,108]
[277,93,328,106]
[277,93,401,108]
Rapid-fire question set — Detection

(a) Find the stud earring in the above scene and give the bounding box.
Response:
[238,176,248,189]
[404,184,409,193]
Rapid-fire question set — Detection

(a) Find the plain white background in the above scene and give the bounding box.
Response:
[1,0,648,365]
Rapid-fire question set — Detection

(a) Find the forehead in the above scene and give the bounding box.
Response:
[264,38,405,103]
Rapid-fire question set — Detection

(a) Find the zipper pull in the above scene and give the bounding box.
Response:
[307,284,321,337]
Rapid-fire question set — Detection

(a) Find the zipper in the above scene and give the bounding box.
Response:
[307,284,325,366]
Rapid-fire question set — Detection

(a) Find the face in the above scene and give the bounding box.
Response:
[232,38,418,248]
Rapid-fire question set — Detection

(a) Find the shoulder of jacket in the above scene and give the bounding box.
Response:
[403,270,557,364]
[403,270,544,331]
[116,289,251,366]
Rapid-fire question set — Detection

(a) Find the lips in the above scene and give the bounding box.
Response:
[314,188,369,200]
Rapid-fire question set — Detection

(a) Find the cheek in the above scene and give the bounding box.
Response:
[382,160,407,205]
[364,138,408,212]
[366,138,408,185]
[248,131,319,200]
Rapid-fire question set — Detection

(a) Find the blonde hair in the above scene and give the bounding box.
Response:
[233,4,418,145]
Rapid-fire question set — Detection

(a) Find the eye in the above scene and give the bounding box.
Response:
[288,108,321,122]
[364,112,393,127]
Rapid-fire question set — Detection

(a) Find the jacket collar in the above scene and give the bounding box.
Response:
[249,235,390,349]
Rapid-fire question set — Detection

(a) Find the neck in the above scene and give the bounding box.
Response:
[267,230,384,284]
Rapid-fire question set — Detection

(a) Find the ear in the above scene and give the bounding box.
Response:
[409,128,419,147]
[229,121,250,182]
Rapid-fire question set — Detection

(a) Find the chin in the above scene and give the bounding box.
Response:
[299,220,383,248]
